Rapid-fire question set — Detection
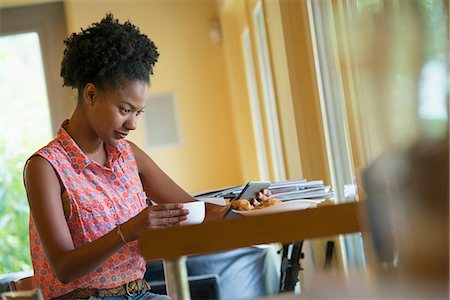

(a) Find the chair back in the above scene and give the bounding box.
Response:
[8,276,33,292]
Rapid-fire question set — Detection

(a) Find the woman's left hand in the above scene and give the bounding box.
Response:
[250,189,272,206]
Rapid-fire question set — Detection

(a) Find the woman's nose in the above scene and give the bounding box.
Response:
[124,116,137,130]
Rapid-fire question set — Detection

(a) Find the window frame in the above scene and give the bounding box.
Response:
[0,2,72,134]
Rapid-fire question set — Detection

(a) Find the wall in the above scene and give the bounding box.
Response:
[64,0,243,193]
[0,0,60,9]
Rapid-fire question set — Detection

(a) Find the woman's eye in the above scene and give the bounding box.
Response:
[120,108,131,114]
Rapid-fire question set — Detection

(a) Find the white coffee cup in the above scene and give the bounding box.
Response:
[182,201,205,225]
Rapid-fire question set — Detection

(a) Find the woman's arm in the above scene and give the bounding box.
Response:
[130,142,273,204]
[129,141,196,204]
[129,142,229,221]
[25,155,187,284]
[128,141,272,221]
[25,156,125,283]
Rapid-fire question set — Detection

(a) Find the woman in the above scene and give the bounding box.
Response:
[24,14,269,300]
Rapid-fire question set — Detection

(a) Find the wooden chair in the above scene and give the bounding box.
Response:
[1,290,43,300]
[8,276,33,291]
[2,276,43,300]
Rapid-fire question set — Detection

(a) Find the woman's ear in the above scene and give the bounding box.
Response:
[83,83,97,106]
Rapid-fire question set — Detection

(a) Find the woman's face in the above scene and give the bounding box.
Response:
[87,80,148,146]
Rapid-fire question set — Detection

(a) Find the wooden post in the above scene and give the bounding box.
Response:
[163,256,191,300]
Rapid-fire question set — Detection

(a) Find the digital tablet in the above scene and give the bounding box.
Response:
[223,181,271,219]
[234,181,271,200]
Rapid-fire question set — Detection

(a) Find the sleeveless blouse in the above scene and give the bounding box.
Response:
[28,121,147,299]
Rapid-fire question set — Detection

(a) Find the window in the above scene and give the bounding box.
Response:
[308,0,448,270]
[0,32,52,274]
[0,2,69,274]
[417,0,449,139]
[242,29,270,180]
[308,0,366,271]
[252,2,286,182]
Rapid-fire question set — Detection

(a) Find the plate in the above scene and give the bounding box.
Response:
[232,199,320,216]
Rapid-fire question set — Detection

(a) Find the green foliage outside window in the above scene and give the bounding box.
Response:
[1,32,52,274]
[0,144,32,274]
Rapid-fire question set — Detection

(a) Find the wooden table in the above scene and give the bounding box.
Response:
[140,202,365,300]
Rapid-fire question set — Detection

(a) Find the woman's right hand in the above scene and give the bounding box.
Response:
[122,203,189,242]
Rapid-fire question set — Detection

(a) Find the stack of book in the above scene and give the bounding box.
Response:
[194,179,334,202]
[268,180,333,201]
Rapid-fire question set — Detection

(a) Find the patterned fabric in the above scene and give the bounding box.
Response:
[28,120,147,299]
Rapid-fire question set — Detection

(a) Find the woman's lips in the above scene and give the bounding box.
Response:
[115,131,128,139]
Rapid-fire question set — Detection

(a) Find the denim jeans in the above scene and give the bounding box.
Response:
[74,290,170,300]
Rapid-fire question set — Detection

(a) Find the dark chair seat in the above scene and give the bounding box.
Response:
[149,274,219,300]
[145,247,280,300]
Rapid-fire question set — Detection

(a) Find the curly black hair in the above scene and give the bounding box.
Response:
[61,13,159,92]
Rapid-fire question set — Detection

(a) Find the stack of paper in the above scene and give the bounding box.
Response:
[269,180,334,201]
[194,179,334,201]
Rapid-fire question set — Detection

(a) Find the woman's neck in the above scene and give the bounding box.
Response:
[65,107,108,166]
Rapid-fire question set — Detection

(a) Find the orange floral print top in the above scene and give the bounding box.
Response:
[28,120,147,299]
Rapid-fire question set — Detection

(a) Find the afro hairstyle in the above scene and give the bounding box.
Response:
[61,13,159,91]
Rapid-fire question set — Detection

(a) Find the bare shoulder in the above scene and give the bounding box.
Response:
[126,140,151,164]
[24,155,55,179]
[126,140,140,153]
[24,155,61,198]
[126,140,146,155]
[125,140,160,177]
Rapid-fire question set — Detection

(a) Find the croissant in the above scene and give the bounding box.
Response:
[254,198,281,209]
[231,199,253,211]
